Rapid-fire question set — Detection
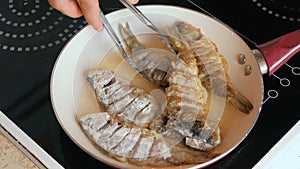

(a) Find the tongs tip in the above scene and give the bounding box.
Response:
[118,0,177,54]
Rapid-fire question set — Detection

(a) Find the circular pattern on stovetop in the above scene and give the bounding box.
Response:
[0,0,87,52]
[252,0,300,22]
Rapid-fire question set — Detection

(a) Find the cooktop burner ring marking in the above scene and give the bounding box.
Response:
[272,74,291,87]
[0,8,53,28]
[252,0,300,22]
[0,0,87,52]
[0,16,63,39]
[0,18,86,52]
[263,89,278,104]
[8,0,40,16]
[285,63,300,76]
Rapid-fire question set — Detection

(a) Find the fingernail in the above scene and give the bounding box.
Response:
[128,0,136,4]
[95,24,104,32]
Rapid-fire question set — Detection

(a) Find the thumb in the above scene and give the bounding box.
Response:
[128,0,139,4]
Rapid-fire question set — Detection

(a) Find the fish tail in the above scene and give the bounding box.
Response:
[118,22,145,53]
[227,84,254,114]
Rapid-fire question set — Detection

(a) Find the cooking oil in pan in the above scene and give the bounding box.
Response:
[75,33,169,118]
[74,32,258,155]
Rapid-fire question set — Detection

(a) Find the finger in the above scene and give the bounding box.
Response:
[48,0,82,18]
[76,0,103,31]
[128,0,139,4]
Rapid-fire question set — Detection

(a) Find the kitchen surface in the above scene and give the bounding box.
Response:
[0,0,299,168]
[0,131,38,168]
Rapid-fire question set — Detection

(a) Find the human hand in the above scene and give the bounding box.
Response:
[48,0,139,31]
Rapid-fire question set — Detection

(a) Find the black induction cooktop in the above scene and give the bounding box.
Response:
[0,0,299,168]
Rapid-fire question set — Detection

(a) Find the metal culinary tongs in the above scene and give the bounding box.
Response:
[99,10,141,72]
[118,0,176,53]
[99,0,177,81]
[100,0,176,57]
[101,0,176,53]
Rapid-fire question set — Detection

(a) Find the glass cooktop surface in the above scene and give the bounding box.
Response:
[0,0,299,168]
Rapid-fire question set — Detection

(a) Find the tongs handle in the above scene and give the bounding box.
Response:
[118,0,176,53]
[100,11,126,57]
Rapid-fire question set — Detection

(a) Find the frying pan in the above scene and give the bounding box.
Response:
[50,5,300,169]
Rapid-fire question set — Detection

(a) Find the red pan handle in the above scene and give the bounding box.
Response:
[256,29,300,76]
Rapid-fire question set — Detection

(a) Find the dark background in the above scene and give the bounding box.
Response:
[0,0,299,168]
